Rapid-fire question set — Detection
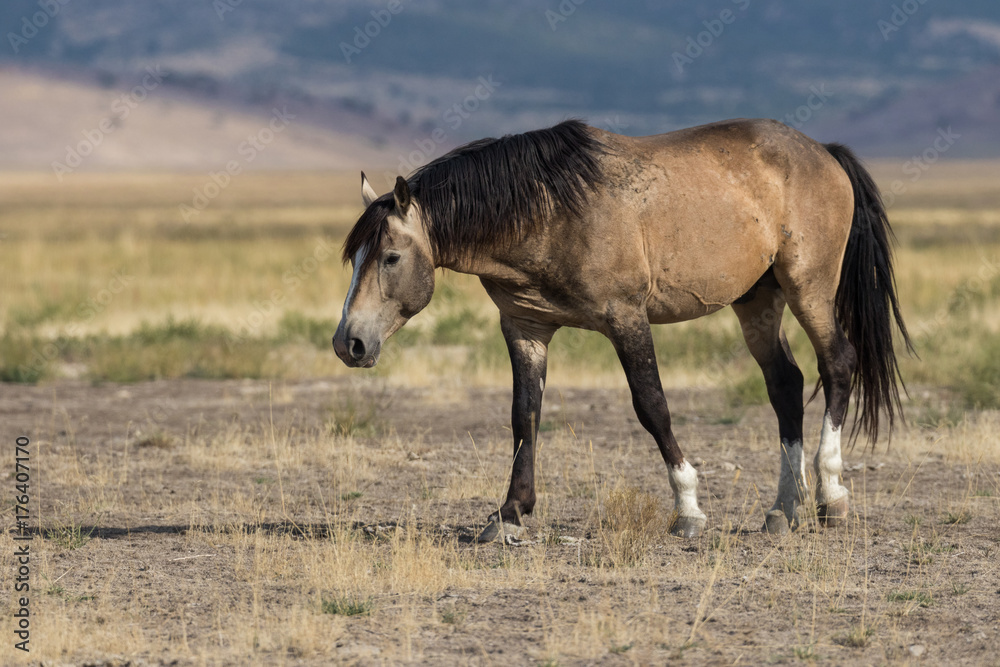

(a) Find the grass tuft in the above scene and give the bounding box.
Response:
[321,596,372,617]
[837,623,874,648]
[599,486,666,567]
[941,511,971,525]
[135,431,176,449]
[793,644,819,661]
[45,522,95,550]
[887,591,933,607]
[440,608,465,625]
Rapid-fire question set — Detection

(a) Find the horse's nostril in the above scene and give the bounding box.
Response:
[349,338,366,360]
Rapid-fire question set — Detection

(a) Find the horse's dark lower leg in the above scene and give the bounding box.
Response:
[477,315,553,542]
[501,336,546,521]
[606,310,706,538]
[813,328,857,525]
[733,290,806,533]
[785,289,858,527]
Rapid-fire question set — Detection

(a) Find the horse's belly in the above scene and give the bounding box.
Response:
[645,292,728,324]
[645,271,757,324]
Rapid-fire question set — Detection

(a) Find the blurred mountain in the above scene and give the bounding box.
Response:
[0,67,399,171]
[1,0,999,172]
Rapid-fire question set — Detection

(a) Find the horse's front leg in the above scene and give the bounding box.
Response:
[476,315,556,543]
[605,307,707,538]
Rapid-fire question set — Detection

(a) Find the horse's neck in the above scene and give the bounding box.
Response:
[437,222,563,288]
[440,250,525,284]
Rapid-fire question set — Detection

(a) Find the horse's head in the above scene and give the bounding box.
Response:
[333,173,435,368]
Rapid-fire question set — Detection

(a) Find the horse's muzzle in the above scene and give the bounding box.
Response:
[332,333,380,368]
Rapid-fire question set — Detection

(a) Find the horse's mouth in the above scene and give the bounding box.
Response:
[336,354,378,369]
[333,344,380,369]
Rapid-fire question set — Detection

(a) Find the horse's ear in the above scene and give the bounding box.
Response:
[361,172,377,207]
[393,176,411,214]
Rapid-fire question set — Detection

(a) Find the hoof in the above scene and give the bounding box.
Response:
[817,495,849,527]
[763,509,790,535]
[475,519,524,543]
[669,514,706,539]
[792,504,812,529]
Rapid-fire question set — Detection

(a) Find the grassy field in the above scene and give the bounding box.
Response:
[1,163,999,664]
[2,166,999,406]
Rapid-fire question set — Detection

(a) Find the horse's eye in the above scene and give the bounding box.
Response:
[385,253,401,266]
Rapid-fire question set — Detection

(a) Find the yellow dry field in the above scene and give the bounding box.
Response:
[0,163,998,665]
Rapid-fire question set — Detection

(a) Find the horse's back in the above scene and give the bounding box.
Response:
[590,119,853,324]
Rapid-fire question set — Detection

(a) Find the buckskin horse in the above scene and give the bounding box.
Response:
[333,118,911,541]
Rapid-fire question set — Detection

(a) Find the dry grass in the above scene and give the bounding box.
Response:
[0,390,1000,664]
[598,486,667,567]
[1,380,999,664]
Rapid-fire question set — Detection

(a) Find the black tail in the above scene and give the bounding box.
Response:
[824,143,914,443]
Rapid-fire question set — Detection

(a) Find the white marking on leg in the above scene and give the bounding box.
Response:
[669,460,706,520]
[814,412,849,505]
[772,438,807,519]
[341,248,368,321]
[539,377,544,393]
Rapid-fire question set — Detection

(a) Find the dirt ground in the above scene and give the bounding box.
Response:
[2,377,999,665]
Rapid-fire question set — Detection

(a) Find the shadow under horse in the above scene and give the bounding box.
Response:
[333,118,912,541]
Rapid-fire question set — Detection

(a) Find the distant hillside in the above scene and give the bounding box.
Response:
[0,68,400,172]
[1,0,999,165]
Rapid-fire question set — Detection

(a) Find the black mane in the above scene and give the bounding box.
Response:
[342,119,605,269]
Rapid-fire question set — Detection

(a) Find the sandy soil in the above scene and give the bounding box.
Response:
[1,377,998,665]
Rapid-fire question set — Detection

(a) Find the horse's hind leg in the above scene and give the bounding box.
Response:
[810,325,856,525]
[780,284,857,526]
[605,308,706,538]
[732,286,806,534]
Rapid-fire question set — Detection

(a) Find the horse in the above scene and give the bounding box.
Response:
[333,118,911,541]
